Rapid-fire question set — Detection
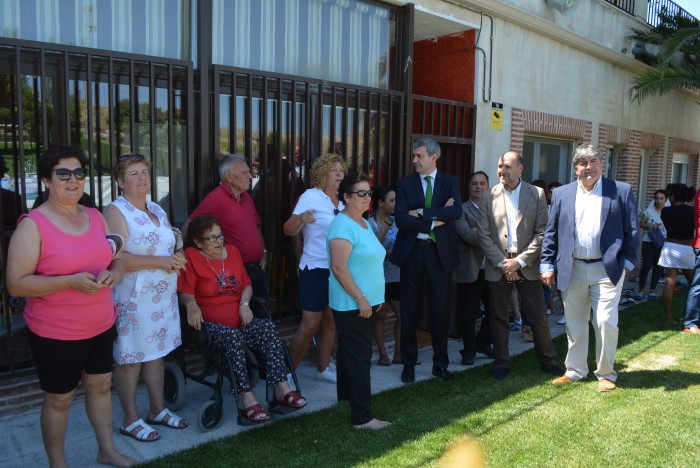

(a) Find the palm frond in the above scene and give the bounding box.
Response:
[656,27,700,66]
[629,65,700,103]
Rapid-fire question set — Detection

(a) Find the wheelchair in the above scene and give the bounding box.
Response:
[163,297,301,431]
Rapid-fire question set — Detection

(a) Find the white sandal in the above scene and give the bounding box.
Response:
[146,408,188,429]
[119,418,161,442]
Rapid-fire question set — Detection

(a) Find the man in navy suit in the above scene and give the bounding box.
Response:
[541,144,639,392]
[391,138,462,383]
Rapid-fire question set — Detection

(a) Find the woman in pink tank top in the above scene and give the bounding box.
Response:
[6,145,137,467]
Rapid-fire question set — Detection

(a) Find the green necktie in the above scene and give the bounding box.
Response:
[425,175,436,242]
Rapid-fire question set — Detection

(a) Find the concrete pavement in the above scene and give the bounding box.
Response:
[0,310,586,467]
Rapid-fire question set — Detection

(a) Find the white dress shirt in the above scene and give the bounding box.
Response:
[574,178,603,260]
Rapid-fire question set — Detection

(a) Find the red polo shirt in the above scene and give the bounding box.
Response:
[189,184,264,262]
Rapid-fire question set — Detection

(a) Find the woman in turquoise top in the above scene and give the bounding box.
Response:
[328,172,390,430]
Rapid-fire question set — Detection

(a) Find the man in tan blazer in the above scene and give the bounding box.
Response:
[478,151,560,380]
[454,171,495,365]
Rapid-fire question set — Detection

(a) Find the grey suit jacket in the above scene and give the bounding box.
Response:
[541,177,640,290]
[477,181,548,282]
[453,199,484,283]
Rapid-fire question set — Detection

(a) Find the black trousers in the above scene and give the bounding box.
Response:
[458,269,492,359]
[332,309,373,426]
[400,241,452,369]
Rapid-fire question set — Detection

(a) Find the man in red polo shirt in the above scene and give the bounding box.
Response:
[183,154,269,298]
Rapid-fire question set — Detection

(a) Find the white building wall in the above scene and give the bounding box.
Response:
[406,0,700,180]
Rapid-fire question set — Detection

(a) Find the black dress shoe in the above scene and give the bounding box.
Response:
[493,367,509,380]
[476,345,496,359]
[459,350,475,366]
[401,366,415,383]
[541,363,564,376]
[432,366,454,381]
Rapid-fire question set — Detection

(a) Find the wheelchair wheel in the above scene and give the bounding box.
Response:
[197,399,223,431]
[163,362,187,411]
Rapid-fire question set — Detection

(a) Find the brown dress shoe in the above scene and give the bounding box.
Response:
[552,375,573,385]
[598,378,617,392]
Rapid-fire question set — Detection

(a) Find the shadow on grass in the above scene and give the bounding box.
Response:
[144,293,692,468]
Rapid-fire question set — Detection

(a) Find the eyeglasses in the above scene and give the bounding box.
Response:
[53,168,87,181]
[349,189,373,198]
[118,153,146,163]
[201,233,224,243]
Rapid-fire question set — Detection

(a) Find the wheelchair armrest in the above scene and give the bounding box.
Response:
[250,296,272,320]
[179,304,211,350]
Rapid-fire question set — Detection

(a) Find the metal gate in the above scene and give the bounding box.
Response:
[211,65,405,318]
[0,38,194,377]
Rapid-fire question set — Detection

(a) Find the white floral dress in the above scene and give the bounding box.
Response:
[112,196,181,364]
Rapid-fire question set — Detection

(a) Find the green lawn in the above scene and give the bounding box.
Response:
[145,293,700,467]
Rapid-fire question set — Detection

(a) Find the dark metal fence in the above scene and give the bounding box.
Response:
[0,38,195,376]
[604,0,636,16]
[211,65,406,318]
[647,0,697,26]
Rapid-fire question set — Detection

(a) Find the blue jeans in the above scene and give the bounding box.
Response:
[683,248,700,329]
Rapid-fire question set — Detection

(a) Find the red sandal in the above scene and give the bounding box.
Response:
[277,391,308,409]
[242,404,272,423]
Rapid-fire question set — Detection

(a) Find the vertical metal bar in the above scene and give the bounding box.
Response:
[185,60,195,214]
[341,87,348,160]
[212,66,221,160]
[149,62,157,200]
[352,89,359,171]
[330,85,336,156]
[363,92,370,173]
[63,51,70,141]
[230,70,236,156]
[167,64,175,220]
[245,75,253,164]
[375,94,383,185]
[129,59,137,152]
[86,54,97,205]
[39,49,49,151]
[14,47,27,208]
[108,57,116,200]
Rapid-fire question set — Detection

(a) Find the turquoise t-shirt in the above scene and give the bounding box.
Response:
[327,213,386,311]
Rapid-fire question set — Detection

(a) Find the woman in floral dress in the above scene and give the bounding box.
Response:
[104,154,188,442]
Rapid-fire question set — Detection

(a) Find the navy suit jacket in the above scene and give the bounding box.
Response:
[390,171,462,271]
[541,177,640,290]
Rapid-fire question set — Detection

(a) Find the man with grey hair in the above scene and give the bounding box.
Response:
[391,138,462,383]
[184,154,269,297]
[541,144,639,392]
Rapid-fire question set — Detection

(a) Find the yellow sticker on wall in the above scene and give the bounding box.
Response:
[491,102,503,131]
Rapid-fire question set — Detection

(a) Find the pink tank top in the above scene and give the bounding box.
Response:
[23,207,116,340]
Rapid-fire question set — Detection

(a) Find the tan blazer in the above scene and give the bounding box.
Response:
[453,199,484,283]
[477,181,548,282]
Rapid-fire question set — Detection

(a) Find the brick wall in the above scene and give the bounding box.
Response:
[511,108,591,153]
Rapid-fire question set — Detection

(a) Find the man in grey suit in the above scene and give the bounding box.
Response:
[478,151,561,380]
[541,144,639,392]
[454,171,495,365]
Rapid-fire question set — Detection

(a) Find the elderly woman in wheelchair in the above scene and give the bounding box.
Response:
[178,215,307,424]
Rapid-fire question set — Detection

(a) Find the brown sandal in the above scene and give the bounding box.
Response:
[377,356,392,366]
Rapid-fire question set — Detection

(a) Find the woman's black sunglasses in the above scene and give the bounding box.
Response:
[349,189,373,198]
[54,168,87,181]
